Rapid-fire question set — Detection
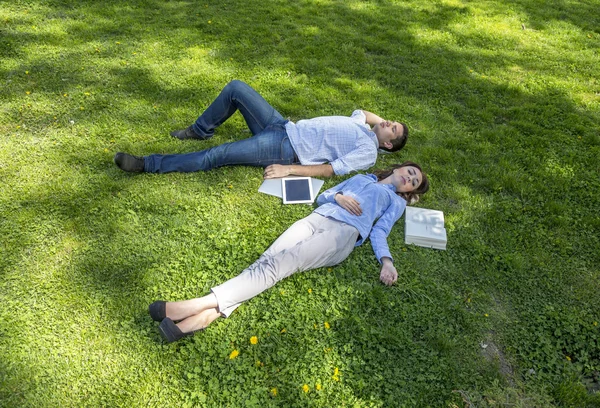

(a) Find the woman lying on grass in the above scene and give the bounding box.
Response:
[149,161,429,342]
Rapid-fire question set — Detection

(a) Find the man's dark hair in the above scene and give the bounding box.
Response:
[380,122,409,153]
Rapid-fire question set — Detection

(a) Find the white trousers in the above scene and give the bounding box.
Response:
[211,213,359,317]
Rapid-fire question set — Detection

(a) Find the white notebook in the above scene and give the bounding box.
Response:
[404,206,447,250]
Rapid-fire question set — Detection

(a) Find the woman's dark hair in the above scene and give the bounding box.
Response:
[379,122,409,153]
[374,161,429,204]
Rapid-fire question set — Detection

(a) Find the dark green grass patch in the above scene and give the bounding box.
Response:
[1,0,600,406]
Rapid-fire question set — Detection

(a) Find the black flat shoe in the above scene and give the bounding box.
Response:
[158,317,201,343]
[114,152,145,173]
[170,126,206,140]
[148,301,166,322]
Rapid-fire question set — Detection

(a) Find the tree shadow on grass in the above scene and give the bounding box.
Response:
[2,0,600,405]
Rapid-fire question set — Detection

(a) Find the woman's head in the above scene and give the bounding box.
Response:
[375,161,429,203]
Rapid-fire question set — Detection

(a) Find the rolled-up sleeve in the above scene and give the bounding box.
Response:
[329,141,378,175]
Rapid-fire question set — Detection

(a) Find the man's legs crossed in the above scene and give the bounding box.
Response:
[145,123,297,173]
[174,80,285,139]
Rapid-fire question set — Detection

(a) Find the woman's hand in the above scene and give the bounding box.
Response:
[379,258,397,286]
[334,193,362,216]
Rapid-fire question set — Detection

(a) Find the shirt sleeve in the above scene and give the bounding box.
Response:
[350,109,367,123]
[329,140,377,175]
[370,198,406,263]
[316,178,351,206]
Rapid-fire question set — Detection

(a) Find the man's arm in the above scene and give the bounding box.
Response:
[263,164,334,179]
[362,110,385,127]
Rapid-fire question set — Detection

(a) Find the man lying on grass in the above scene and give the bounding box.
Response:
[114,80,408,178]
[148,161,429,342]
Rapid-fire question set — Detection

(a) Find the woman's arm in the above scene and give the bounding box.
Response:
[316,178,352,205]
[379,257,398,286]
[369,199,404,263]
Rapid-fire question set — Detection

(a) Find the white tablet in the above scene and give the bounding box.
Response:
[281,177,314,204]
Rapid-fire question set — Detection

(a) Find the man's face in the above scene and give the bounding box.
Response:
[373,121,404,149]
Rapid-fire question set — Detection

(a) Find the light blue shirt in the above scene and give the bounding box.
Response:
[285,110,379,175]
[315,174,407,263]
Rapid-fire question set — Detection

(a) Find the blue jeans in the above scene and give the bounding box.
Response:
[144,80,298,173]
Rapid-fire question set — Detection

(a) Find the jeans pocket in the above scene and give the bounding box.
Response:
[280,137,297,164]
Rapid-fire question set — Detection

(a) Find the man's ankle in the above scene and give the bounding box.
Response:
[170,125,205,140]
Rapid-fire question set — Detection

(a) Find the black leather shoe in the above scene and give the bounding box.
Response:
[170,125,205,140]
[159,318,198,343]
[114,152,145,173]
[149,301,166,322]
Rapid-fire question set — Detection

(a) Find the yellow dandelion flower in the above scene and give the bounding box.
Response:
[63,93,68,97]
[25,71,29,74]
[324,322,330,329]
[334,367,339,376]
[270,388,277,397]
[26,91,31,95]
[316,383,322,391]
[566,355,571,361]
[280,328,286,333]
[115,41,121,44]
[255,360,261,367]
[229,349,239,359]
[308,288,312,293]
[104,148,109,153]
[79,106,84,110]
[302,384,309,393]
[84,92,90,96]
[484,313,489,317]
[250,336,258,345]
[594,321,598,326]
[208,20,212,24]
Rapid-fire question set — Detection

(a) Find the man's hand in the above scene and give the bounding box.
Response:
[263,164,335,179]
[379,258,397,286]
[263,164,290,179]
[362,110,387,127]
[334,194,362,216]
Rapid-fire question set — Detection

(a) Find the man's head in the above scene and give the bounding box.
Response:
[372,121,409,152]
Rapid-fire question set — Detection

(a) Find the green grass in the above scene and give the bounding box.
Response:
[1,0,599,406]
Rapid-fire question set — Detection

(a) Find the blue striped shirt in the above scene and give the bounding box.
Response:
[314,174,407,263]
[285,110,378,175]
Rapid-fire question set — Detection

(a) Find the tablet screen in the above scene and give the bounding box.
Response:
[282,177,314,204]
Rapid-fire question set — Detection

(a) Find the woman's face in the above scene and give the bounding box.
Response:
[392,166,423,193]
